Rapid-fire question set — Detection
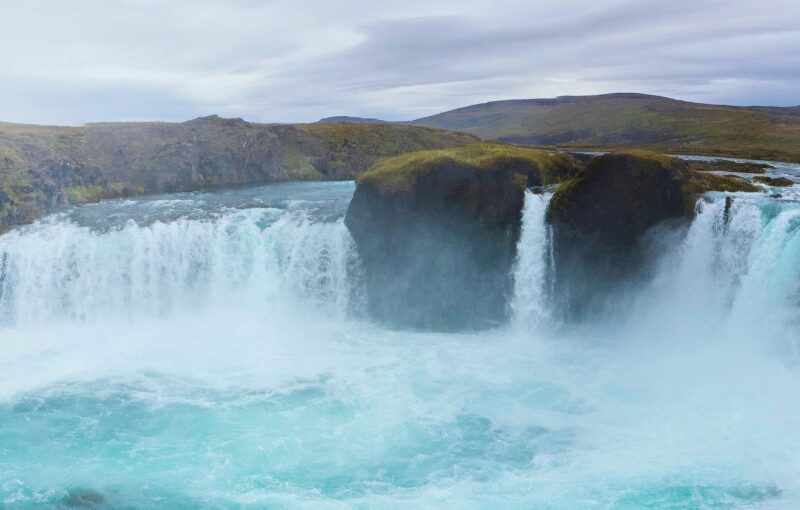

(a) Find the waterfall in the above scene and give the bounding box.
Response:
[510,191,554,326]
[628,193,800,353]
[2,183,800,509]
[508,188,800,341]
[0,208,362,326]
[2,186,797,336]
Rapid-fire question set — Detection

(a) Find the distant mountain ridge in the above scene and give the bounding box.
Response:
[410,93,800,162]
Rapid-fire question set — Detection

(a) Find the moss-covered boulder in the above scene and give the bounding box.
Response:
[753,175,794,187]
[547,151,758,318]
[345,144,581,330]
[686,159,772,174]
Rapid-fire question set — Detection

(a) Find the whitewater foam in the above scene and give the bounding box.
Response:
[0,209,361,325]
[1,182,799,509]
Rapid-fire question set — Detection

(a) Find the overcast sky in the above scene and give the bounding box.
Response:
[1,0,798,125]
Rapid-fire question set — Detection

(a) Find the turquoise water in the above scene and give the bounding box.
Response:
[1,175,800,509]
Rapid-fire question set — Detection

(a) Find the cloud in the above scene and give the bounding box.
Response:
[0,0,797,125]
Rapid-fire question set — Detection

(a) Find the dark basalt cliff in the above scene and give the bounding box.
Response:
[345,144,581,330]
[0,117,478,232]
[546,151,759,319]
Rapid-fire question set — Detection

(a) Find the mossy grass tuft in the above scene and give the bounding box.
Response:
[357,143,578,193]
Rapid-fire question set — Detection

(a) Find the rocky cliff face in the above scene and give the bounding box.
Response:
[546,151,759,319]
[0,116,478,232]
[345,144,581,330]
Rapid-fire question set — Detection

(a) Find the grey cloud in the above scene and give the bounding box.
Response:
[0,0,797,124]
[0,80,200,125]
[298,1,798,93]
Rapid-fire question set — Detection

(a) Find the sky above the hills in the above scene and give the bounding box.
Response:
[0,0,798,125]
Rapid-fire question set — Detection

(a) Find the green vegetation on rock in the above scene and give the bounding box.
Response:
[686,160,770,174]
[346,143,568,329]
[546,150,761,319]
[65,185,104,204]
[684,172,759,194]
[549,150,758,227]
[357,143,580,193]
[753,175,795,187]
[282,151,323,180]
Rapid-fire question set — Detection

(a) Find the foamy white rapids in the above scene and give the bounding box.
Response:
[0,208,361,325]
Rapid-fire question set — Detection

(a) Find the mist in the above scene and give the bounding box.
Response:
[0,179,798,507]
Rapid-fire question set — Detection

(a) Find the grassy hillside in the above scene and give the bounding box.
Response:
[0,117,478,232]
[412,93,800,163]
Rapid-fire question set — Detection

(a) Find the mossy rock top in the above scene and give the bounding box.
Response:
[550,150,757,217]
[345,144,547,330]
[545,150,760,319]
[685,172,759,194]
[357,144,579,193]
[548,150,759,245]
[548,150,679,220]
[686,159,770,174]
[753,175,794,187]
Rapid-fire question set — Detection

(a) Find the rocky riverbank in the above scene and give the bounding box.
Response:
[0,116,477,232]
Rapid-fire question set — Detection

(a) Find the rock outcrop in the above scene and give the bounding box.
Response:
[686,159,772,174]
[0,117,478,233]
[63,488,105,507]
[546,151,759,319]
[753,175,794,186]
[345,144,581,330]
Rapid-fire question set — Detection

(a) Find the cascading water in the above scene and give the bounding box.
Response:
[1,177,800,509]
[510,190,554,326]
[0,188,362,326]
[629,192,800,343]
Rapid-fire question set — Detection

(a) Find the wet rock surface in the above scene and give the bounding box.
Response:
[546,151,759,319]
[346,144,579,329]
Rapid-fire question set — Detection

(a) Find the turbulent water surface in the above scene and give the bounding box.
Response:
[1,167,800,508]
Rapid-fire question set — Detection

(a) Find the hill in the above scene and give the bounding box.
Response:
[0,116,477,232]
[412,93,800,163]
